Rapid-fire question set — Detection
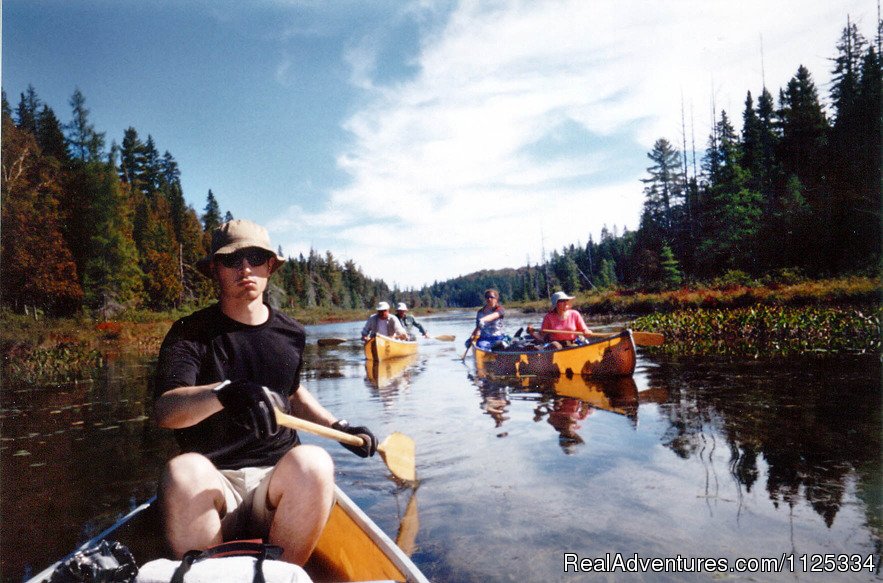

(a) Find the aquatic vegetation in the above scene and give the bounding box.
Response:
[515,275,879,315]
[633,304,882,356]
[3,343,103,384]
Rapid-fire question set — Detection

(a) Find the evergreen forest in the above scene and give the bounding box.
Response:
[2,17,879,316]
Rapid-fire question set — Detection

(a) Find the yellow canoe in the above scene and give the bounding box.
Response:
[364,334,418,362]
[27,485,428,583]
[474,329,636,378]
[307,485,428,582]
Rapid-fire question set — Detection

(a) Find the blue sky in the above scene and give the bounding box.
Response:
[3,0,875,288]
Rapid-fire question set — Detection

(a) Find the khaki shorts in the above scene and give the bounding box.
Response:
[218,466,276,540]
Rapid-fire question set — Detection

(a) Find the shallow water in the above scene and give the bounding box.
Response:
[2,309,880,582]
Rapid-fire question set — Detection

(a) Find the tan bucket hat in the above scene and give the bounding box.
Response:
[196,219,285,277]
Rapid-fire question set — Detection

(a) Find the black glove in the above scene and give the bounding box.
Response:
[332,420,377,458]
[213,379,282,440]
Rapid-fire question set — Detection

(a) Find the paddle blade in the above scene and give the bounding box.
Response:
[433,334,456,342]
[377,431,416,482]
[632,331,664,346]
[317,338,348,346]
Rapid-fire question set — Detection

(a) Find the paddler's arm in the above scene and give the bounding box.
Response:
[154,382,225,429]
[289,386,338,427]
[574,310,592,335]
[525,325,551,342]
[477,311,501,326]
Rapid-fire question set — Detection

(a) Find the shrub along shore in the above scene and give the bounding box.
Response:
[2,276,879,384]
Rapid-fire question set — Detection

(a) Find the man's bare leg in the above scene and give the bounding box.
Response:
[266,445,335,564]
[159,452,226,557]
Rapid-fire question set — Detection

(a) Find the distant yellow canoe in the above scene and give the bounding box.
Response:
[474,330,636,377]
[364,334,418,362]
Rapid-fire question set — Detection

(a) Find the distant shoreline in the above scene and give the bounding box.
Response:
[2,276,878,384]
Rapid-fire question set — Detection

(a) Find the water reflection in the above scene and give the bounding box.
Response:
[365,354,419,390]
[469,373,659,452]
[645,355,881,536]
[2,313,880,583]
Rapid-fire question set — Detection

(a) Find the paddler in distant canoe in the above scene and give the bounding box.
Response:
[395,302,430,340]
[468,288,508,350]
[153,219,378,566]
[360,301,410,342]
[526,291,592,350]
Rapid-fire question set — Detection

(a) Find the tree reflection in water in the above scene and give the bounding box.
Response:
[646,354,881,535]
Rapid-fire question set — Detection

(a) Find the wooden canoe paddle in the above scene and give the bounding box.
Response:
[461,330,480,361]
[274,408,416,482]
[319,335,453,345]
[540,329,665,346]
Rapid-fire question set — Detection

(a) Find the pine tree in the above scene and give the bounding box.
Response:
[15,84,40,135]
[828,19,880,270]
[830,18,867,118]
[203,189,222,232]
[659,243,683,289]
[741,92,764,193]
[66,88,105,162]
[697,111,763,275]
[142,135,162,194]
[597,259,618,289]
[552,254,580,294]
[36,105,69,161]
[81,162,145,313]
[640,138,685,245]
[119,127,148,187]
[1,89,12,119]
[777,66,830,273]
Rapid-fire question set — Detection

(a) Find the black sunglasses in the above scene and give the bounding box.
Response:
[485,294,497,300]
[217,248,273,269]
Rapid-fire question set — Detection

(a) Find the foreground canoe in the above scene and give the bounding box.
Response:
[474,329,636,377]
[364,334,418,361]
[27,485,428,583]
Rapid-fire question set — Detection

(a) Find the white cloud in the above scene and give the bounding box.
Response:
[274,0,874,288]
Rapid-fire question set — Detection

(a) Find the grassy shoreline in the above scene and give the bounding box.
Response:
[2,276,879,383]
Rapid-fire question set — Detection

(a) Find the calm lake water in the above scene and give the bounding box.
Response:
[2,309,880,582]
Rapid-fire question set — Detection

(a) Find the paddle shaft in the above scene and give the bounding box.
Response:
[540,329,612,337]
[275,409,364,447]
[461,329,479,361]
[275,408,417,482]
[540,329,664,345]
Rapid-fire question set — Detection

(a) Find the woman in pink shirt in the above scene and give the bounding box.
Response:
[527,291,592,349]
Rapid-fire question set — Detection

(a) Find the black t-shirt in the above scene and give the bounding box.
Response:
[154,303,304,469]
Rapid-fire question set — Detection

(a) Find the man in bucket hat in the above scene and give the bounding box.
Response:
[154,219,377,565]
[395,302,430,340]
[360,300,409,341]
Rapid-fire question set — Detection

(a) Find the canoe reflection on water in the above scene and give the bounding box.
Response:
[364,354,419,408]
[365,353,419,389]
[472,373,665,452]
